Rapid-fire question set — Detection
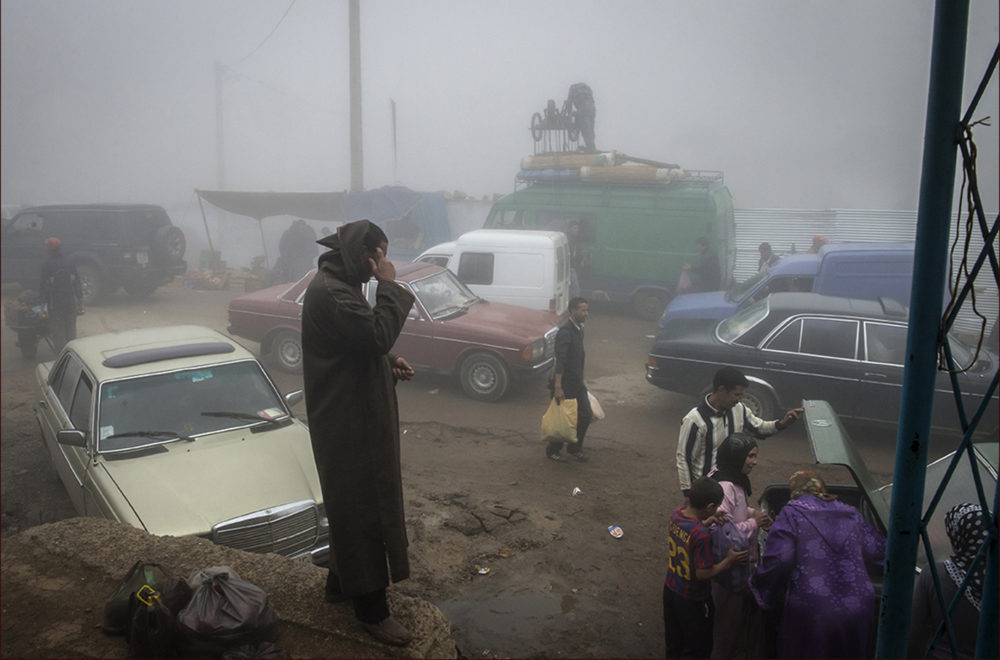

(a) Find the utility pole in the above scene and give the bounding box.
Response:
[349,0,363,192]
[215,61,226,189]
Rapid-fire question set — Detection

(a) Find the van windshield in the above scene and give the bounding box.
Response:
[410,269,480,319]
[727,269,769,303]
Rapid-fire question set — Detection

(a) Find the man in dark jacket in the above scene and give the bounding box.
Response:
[301,219,416,646]
[39,237,84,351]
[546,297,593,462]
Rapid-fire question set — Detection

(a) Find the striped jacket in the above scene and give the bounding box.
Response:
[676,397,779,493]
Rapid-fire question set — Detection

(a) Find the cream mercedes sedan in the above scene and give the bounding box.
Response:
[34,325,329,564]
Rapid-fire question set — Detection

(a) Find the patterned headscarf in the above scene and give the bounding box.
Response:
[944,502,989,611]
[789,470,837,501]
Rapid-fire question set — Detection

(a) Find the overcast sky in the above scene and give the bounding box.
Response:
[2,0,998,212]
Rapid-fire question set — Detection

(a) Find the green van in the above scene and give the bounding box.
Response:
[482,171,736,319]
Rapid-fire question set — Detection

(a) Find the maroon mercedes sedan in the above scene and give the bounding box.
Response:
[227,262,561,401]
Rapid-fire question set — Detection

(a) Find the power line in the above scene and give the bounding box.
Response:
[227,0,298,68]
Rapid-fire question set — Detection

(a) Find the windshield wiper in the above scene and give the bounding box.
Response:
[200,410,292,433]
[434,305,465,319]
[102,430,193,443]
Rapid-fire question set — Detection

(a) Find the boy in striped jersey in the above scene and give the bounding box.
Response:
[663,477,748,658]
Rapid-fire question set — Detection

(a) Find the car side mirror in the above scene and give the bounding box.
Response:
[57,429,87,447]
[284,389,304,407]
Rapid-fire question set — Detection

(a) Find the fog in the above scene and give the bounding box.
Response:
[1,1,998,213]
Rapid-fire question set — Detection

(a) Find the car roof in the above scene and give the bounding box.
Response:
[764,292,908,319]
[817,241,914,256]
[456,229,568,247]
[63,325,256,382]
[393,260,444,280]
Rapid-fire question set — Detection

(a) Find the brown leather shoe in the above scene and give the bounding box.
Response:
[362,616,412,646]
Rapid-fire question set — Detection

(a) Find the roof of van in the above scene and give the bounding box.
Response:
[817,241,914,255]
[455,229,568,247]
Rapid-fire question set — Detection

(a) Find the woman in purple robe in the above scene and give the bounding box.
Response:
[749,470,886,658]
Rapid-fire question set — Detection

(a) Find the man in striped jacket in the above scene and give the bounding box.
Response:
[676,366,803,498]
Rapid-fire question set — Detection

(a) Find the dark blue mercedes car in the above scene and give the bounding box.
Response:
[645,292,998,438]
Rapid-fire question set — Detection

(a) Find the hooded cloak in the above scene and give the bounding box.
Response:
[301,219,415,596]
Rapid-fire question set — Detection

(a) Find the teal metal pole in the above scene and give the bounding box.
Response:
[875,1,970,657]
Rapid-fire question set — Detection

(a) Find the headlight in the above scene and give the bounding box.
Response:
[522,339,544,362]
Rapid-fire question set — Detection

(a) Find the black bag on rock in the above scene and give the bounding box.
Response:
[176,566,278,657]
[126,585,179,658]
[103,561,172,635]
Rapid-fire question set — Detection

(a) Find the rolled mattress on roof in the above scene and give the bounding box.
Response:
[520,152,618,170]
[579,165,686,183]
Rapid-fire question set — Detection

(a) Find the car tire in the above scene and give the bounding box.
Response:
[153,225,186,263]
[75,263,104,305]
[632,290,670,322]
[459,352,509,402]
[742,384,777,421]
[270,329,303,373]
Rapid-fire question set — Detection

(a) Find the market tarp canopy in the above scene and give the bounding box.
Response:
[193,186,450,265]
[195,186,424,223]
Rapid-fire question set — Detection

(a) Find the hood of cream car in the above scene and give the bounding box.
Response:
[95,423,323,538]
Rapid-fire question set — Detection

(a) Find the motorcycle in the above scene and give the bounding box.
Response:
[4,290,52,358]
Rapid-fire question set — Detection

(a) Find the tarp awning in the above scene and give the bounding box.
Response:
[194,186,423,223]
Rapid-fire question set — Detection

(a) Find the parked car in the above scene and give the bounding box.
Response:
[646,292,998,437]
[227,262,562,401]
[659,242,915,328]
[34,325,329,564]
[2,204,187,304]
[758,399,997,571]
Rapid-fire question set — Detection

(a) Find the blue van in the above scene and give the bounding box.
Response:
[659,242,915,327]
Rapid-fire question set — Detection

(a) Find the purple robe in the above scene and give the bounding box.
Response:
[749,495,886,658]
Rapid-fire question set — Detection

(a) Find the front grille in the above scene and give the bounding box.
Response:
[212,500,319,557]
[544,327,558,359]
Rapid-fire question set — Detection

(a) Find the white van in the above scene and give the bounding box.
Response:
[415,229,571,315]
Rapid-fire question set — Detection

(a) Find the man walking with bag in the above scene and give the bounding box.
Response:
[546,297,593,462]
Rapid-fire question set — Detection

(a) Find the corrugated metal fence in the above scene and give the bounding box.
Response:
[733,208,998,338]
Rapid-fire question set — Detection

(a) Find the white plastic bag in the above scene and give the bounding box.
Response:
[588,392,605,421]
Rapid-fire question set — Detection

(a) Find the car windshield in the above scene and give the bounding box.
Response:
[97,359,287,454]
[717,298,769,343]
[726,268,769,302]
[410,269,480,319]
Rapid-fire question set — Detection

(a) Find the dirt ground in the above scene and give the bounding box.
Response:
[1,282,907,658]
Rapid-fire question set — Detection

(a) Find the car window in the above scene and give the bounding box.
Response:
[68,373,94,431]
[717,298,769,343]
[458,252,494,285]
[10,213,44,236]
[727,269,769,303]
[410,269,478,319]
[97,360,285,452]
[800,318,858,359]
[55,355,85,412]
[766,319,802,352]
[864,322,907,365]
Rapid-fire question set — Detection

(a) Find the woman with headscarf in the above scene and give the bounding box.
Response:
[749,470,886,658]
[908,502,990,658]
[709,432,771,658]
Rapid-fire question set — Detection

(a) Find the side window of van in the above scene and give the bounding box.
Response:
[458,253,494,285]
[10,213,44,237]
[759,276,814,300]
